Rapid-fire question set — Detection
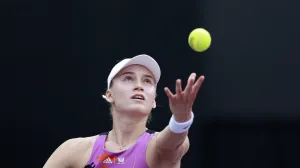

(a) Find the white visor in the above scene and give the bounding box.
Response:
[102,54,161,99]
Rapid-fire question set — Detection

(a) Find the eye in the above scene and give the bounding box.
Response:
[124,76,133,81]
[144,78,153,84]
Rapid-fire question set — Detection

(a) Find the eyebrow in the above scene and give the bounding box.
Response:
[120,71,155,80]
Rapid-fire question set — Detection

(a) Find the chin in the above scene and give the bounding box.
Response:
[125,105,151,116]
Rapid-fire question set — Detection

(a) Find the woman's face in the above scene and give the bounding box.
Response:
[106,64,157,116]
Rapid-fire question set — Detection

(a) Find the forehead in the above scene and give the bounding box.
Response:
[116,64,155,78]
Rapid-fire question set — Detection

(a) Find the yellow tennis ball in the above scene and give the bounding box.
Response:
[188,28,212,52]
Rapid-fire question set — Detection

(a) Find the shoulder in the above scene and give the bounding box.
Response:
[43,135,99,168]
[147,131,159,146]
[58,135,99,156]
[65,135,99,167]
[64,135,98,150]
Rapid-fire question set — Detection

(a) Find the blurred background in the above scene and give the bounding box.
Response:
[2,0,300,167]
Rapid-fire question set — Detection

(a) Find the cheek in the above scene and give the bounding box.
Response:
[113,91,127,100]
[112,86,126,101]
[111,85,132,102]
[146,88,156,100]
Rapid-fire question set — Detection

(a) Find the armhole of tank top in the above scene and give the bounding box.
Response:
[85,132,108,165]
[144,129,156,167]
[145,130,155,147]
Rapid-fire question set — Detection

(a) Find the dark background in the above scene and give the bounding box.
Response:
[2,0,300,167]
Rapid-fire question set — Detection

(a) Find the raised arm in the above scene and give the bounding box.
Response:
[155,73,204,163]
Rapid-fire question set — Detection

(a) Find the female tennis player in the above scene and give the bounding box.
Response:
[43,54,205,168]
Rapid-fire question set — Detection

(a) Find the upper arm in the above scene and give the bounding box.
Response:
[43,139,75,168]
[160,136,189,162]
[147,133,190,167]
[43,138,92,168]
[156,132,190,162]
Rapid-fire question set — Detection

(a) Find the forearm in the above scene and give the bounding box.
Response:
[156,126,188,151]
[156,112,193,151]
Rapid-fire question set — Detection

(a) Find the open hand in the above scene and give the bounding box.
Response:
[164,73,205,122]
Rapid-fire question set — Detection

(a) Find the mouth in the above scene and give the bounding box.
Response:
[131,94,145,100]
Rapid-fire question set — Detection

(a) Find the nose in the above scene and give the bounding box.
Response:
[134,87,144,92]
[134,81,144,91]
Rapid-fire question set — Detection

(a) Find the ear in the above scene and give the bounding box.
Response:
[152,100,156,109]
[105,89,114,103]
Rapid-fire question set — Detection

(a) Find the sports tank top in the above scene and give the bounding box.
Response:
[84,130,155,168]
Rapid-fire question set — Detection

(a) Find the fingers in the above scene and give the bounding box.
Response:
[183,73,196,100]
[191,75,205,101]
[164,87,174,99]
[176,79,183,97]
[165,73,203,102]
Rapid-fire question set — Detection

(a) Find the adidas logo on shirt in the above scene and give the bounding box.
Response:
[103,157,113,164]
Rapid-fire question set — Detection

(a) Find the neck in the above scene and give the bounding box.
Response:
[109,110,148,149]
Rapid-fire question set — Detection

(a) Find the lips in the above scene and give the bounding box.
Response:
[131,94,145,100]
